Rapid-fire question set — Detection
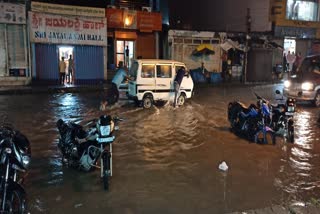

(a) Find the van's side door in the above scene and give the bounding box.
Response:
[139,63,156,97]
[155,64,173,100]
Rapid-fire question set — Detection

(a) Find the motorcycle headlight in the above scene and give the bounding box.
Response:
[284,80,291,88]
[301,82,314,91]
[22,155,31,168]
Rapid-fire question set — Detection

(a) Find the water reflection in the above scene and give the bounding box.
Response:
[276,109,320,202]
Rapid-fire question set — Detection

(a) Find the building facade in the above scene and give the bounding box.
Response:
[105,0,162,72]
[0,2,30,86]
[29,2,108,85]
[168,0,320,82]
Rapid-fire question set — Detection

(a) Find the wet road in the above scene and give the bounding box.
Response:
[0,84,319,214]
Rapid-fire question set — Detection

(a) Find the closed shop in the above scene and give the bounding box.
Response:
[30,2,107,85]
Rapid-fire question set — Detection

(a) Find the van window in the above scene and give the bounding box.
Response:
[141,64,155,78]
[129,62,139,80]
[156,65,172,78]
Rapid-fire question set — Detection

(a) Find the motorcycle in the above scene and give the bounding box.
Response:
[0,125,31,213]
[228,93,276,145]
[270,90,296,143]
[56,115,122,190]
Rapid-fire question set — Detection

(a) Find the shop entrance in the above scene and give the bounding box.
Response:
[284,38,296,54]
[58,46,74,84]
[116,40,134,69]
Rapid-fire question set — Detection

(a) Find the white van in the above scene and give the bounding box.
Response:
[127,59,194,108]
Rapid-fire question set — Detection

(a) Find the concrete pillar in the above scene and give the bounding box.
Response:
[155,32,159,59]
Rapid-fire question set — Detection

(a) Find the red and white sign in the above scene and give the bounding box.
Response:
[29,11,107,46]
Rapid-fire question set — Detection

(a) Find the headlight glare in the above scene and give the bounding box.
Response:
[301,82,314,91]
[284,80,291,88]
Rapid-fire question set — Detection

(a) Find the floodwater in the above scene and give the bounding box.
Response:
[0,84,319,214]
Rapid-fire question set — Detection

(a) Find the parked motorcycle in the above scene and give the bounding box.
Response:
[228,93,276,145]
[270,90,296,143]
[56,115,122,190]
[0,125,31,213]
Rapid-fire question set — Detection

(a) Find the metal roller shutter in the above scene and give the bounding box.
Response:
[7,24,27,69]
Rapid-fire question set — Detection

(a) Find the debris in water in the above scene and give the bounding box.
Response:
[218,161,229,171]
[74,203,83,208]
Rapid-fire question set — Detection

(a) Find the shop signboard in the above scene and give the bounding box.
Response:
[274,26,316,38]
[29,11,107,46]
[137,11,162,32]
[106,8,124,28]
[0,3,26,24]
[31,2,105,18]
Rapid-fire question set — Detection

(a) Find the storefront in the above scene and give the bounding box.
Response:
[30,2,107,85]
[168,30,221,72]
[106,8,162,70]
[0,3,30,85]
[270,0,320,59]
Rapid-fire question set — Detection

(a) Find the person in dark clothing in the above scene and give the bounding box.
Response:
[173,67,186,107]
[100,63,128,110]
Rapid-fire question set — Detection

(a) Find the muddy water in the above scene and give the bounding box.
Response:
[0,85,319,213]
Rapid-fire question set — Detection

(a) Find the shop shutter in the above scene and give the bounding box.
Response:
[74,45,104,83]
[7,25,27,69]
[0,24,6,76]
[136,33,155,59]
[35,43,59,80]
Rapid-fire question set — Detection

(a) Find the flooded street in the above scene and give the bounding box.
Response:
[0,84,319,213]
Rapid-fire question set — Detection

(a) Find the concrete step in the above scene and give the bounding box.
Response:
[0,77,31,86]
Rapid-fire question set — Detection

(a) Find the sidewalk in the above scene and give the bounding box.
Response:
[0,83,109,95]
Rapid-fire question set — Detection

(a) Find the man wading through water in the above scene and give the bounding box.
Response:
[100,62,129,110]
[173,67,186,108]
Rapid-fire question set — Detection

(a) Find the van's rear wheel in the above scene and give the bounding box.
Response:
[177,94,186,106]
[142,96,153,109]
[314,91,320,107]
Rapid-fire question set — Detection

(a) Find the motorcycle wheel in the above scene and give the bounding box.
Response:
[102,153,110,191]
[287,124,294,143]
[255,130,276,145]
[2,189,27,213]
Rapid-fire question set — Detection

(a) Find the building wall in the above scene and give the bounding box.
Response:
[169,0,271,32]
[168,30,221,72]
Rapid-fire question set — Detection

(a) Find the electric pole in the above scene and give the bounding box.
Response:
[244,8,251,84]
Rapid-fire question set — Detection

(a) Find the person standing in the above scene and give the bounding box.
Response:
[59,57,66,85]
[125,46,129,68]
[221,51,228,82]
[293,52,302,73]
[282,52,287,73]
[173,67,186,107]
[101,63,128,108]
[67,55,74,84]
[286,51,296,74]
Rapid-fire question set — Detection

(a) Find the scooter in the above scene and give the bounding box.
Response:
[56,115,122,190]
